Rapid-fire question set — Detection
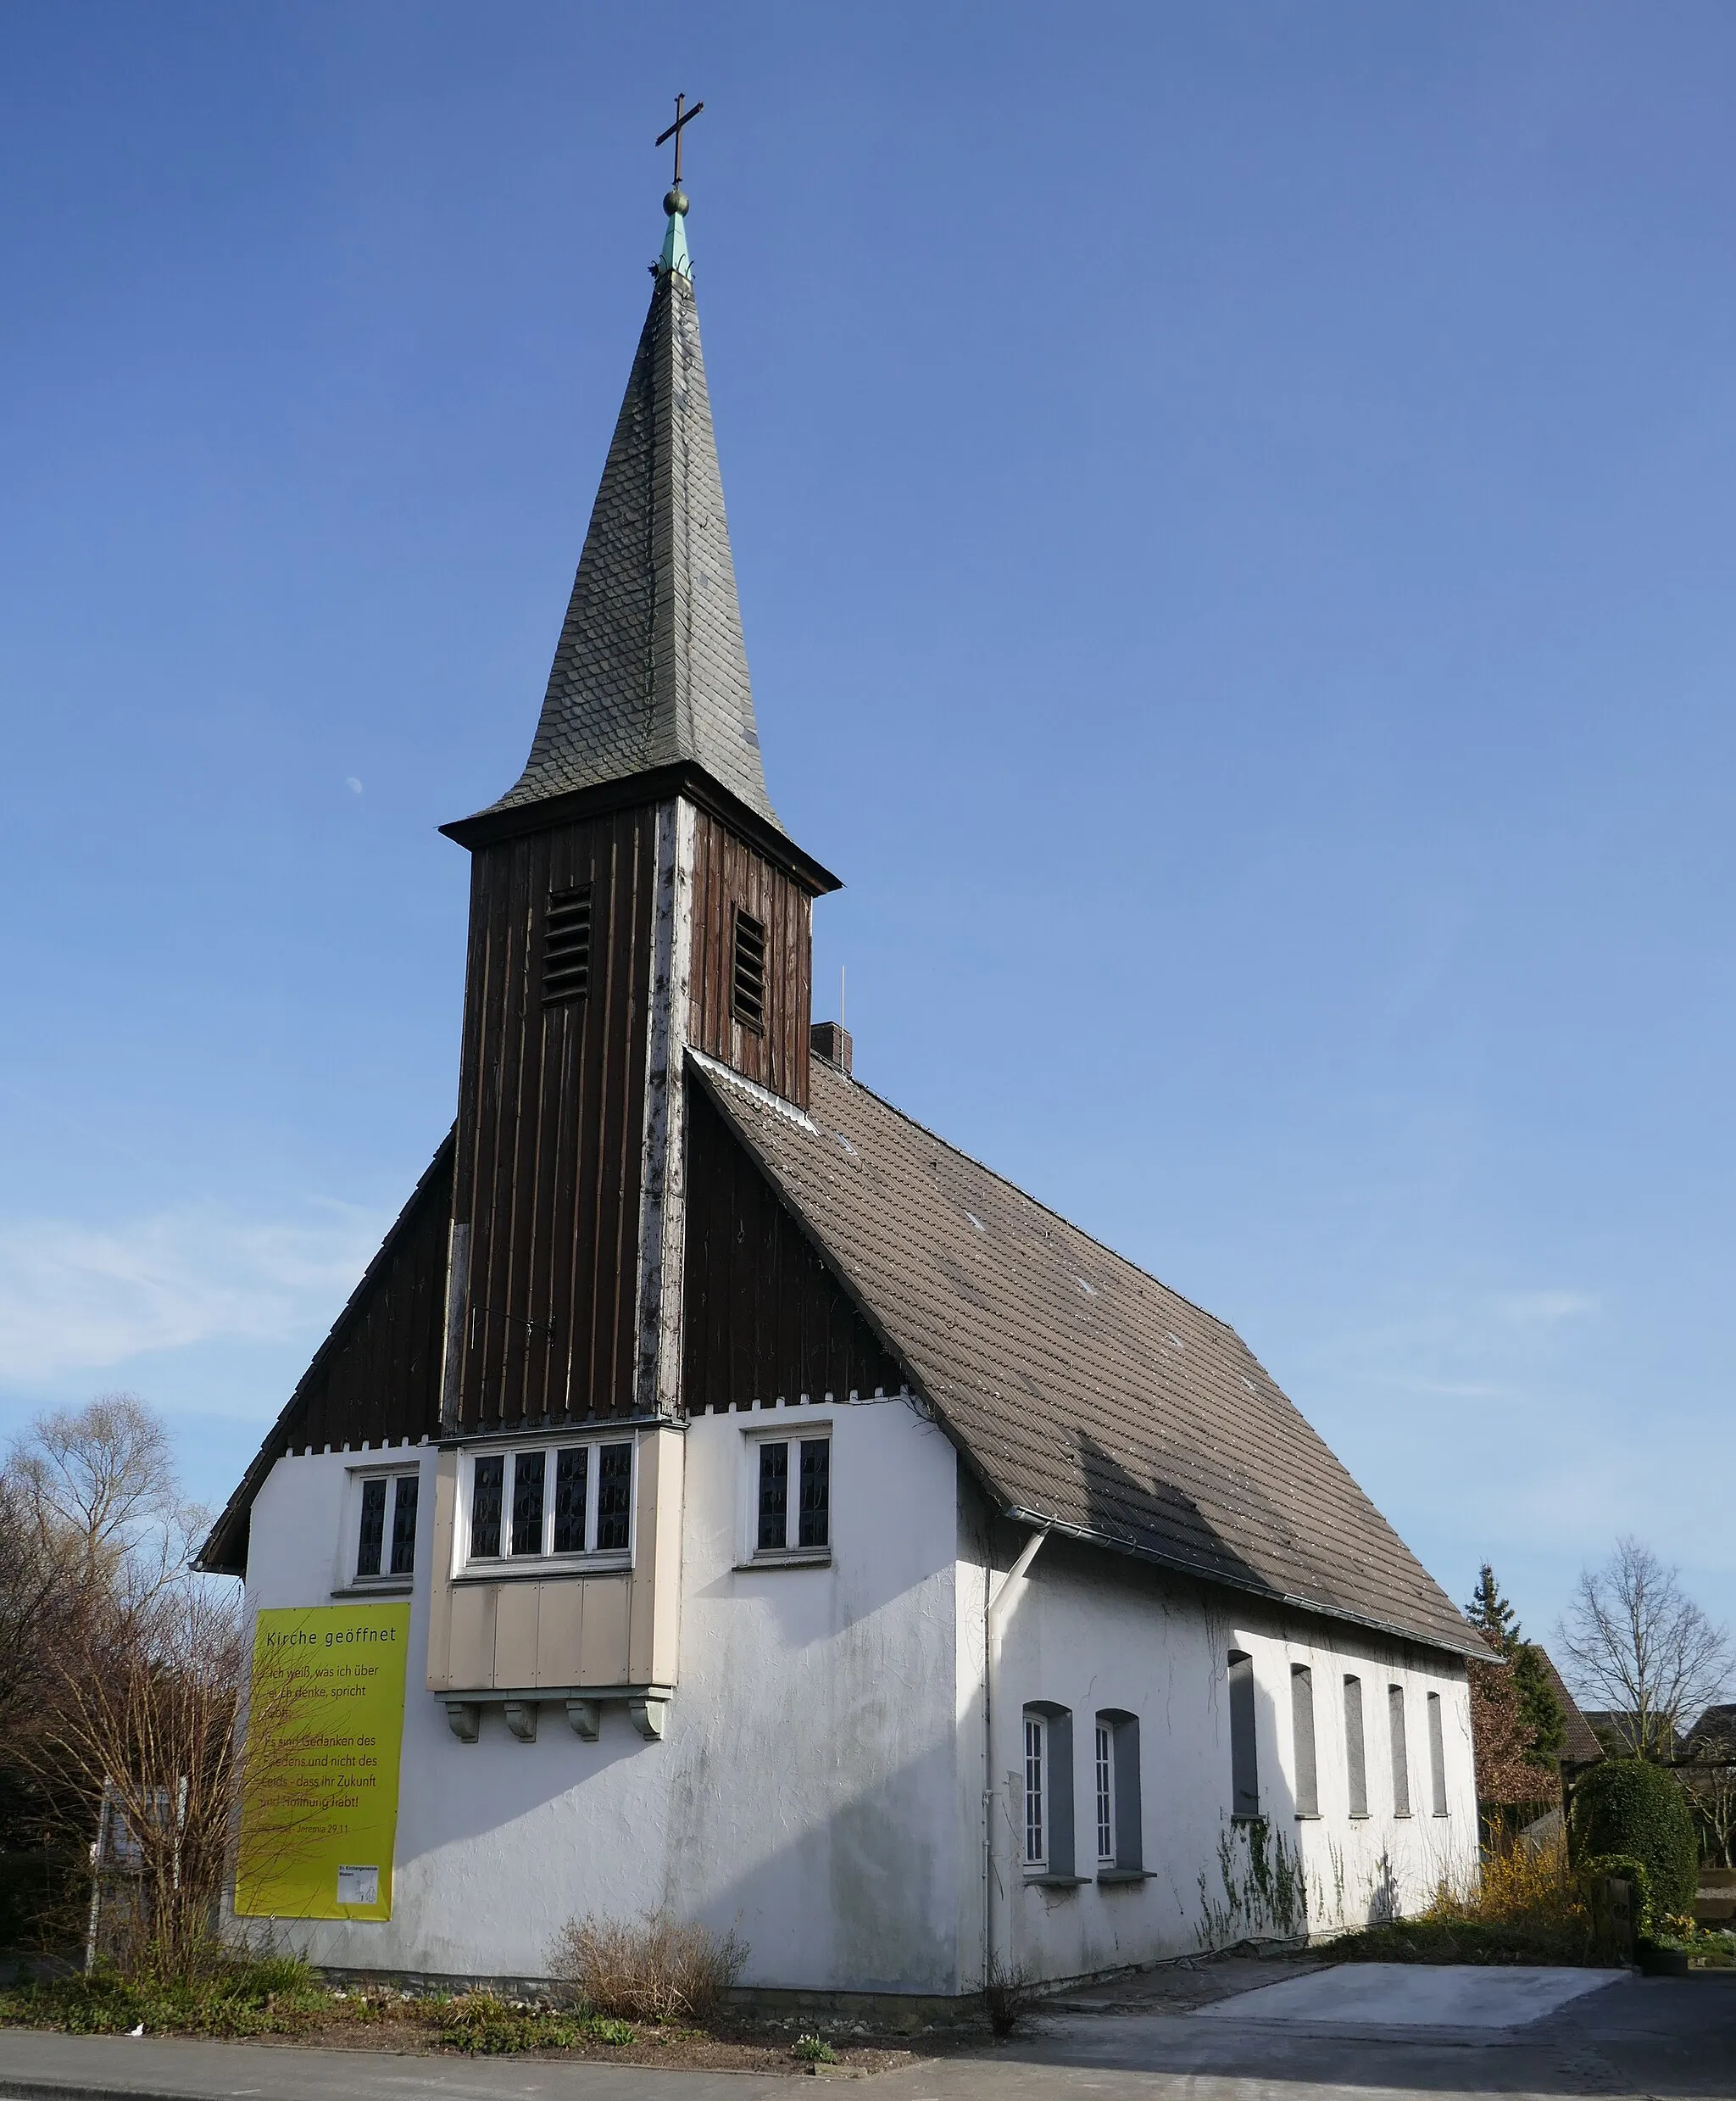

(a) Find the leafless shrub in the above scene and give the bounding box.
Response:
[548,1910,747,2021]
[982,1953,1038,2036]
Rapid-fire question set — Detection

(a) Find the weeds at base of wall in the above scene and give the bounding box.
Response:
[1196,1819,1308,1948]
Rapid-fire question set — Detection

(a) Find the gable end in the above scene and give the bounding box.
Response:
[197,1132,455,1576]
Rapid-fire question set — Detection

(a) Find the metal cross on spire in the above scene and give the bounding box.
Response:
[656,92,704,205]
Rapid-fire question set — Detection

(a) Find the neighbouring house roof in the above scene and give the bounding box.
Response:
[460,216,781,833]
[1582,1709,1691,1758]
[1531,1646,1605,1766]
[695,1056,1484,1660]
[1684,1704,1736,1758]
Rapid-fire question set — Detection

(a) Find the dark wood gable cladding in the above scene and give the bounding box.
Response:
[449,804,656,1429]
[688,805,813,1110]
[199,1135,454,1575]
[682,1073,905,1413]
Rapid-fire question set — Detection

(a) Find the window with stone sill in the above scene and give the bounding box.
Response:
[1094,1719,1115,1865]
[1022,1703,1076,1878]
[1094,1710,1143,1873]
[458,1439,635,1570]
[746,1429,830,1559]
[353,1470,419,1584]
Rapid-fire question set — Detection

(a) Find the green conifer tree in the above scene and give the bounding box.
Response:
[1465,1563,1567,1772]
[1466,1563,1521,1655]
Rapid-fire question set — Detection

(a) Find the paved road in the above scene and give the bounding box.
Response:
[0,1966,1730,2101]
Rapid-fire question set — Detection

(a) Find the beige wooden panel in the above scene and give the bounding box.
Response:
[493,1582,540,1689]
[626,1435,659,1682]
[578,1575,632,1685]
[423,1457,459,1690]
[537,1578,585,1687]
[648,1428,686,1686]
[448,1581,497,1691]
[627,1427,685,1684]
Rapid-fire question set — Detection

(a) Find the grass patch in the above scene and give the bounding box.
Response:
[434,1991,635,2055]
[0,1962,643,2054]
[0,1953,328,2037]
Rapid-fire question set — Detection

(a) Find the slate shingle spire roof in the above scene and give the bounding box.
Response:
[484,204,780,830]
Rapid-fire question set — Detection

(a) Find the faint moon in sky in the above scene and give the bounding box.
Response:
[345,777,364,795]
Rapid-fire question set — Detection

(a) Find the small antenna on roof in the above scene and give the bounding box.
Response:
[841,966,846,1031]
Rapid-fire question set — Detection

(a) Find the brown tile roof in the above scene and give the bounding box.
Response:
[1530,1645,1605,1765]
[696,1055,1483,1659]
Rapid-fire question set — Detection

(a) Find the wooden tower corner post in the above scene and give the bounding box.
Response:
[634,794,698,1420]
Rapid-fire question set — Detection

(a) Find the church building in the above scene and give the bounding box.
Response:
[202,159,1483,2003]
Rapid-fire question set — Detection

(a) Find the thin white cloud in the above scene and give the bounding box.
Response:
[1385,1374,1509,1400]
[0,1202,387,1382]
[1493,1289,1598,1325]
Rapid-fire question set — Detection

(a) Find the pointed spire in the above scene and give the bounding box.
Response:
[484,196,781,832]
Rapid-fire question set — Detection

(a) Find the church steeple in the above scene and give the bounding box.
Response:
[436,144,837,1440]
[481,182,780,832]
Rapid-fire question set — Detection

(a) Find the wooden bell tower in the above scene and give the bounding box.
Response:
[435,176,838,1443]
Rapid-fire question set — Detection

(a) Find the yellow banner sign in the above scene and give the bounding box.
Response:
[235,1602,409,1922]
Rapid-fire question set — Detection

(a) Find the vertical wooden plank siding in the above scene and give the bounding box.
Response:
[450,805,657,1429]
[293,1140,455,1452]
[681,1081,904,1413]
[687,808,813,1109]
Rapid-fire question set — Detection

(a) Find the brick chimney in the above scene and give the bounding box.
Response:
[810,1021,852,1076]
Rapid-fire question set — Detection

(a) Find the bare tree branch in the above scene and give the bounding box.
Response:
[1554,1536,1732,1759]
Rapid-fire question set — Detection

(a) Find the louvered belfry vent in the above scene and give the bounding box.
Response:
[732,907,766,1031]
[542,885,593,1005]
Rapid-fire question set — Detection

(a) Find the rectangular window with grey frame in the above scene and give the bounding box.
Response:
[1024,1714,1046,1870]
[1094,1710,1143,1874]
[1228,1650,1259,1819]
[354,1471,420,1582]
[1427,1691,1449,1815]
[1389,1683,1411,1817]
[1290,1664,1319,1817]
[1344,1675,1368,1815]
[1024,1703,1075,1877]
[754,1435,830,1555]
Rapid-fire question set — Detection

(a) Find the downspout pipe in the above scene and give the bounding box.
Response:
[983,1524,1048,1991]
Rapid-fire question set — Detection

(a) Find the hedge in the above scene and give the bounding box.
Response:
[1570,1760,1698,1921]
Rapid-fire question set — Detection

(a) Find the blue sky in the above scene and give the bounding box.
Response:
[2,4,1732,1675]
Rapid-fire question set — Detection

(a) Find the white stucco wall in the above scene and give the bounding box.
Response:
[235,1395,966,1992]
[974,1529,1478,1987]
[237,1409,1476,1998]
